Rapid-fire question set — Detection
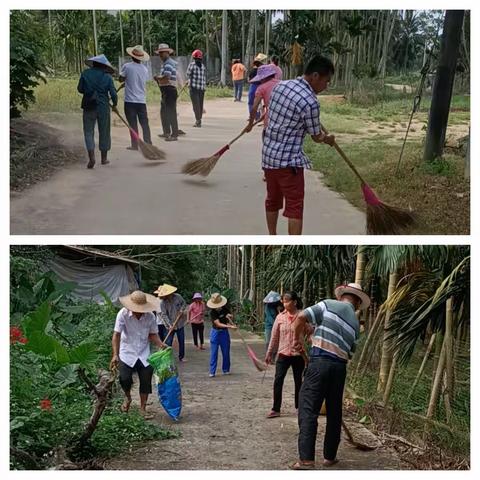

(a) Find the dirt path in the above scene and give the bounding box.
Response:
[105,326,403,470]
[10,98,364,235]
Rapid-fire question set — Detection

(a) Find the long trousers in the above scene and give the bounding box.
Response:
[272,354,305,412]
[209,328,230,375]
[82,106,111,151]
[298,356,347,462]
[191,323,205,346]
[189,87,205,123]
[233,80,244,101]
[160,86,178,137]
[158,325,185,360]
[124,101,152,148]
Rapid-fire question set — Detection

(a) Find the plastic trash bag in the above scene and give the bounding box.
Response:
[148,347,182,421]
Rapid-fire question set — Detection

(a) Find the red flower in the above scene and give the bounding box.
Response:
[10,326,23,344]
[18,337,28,344]
[39,398,52,411]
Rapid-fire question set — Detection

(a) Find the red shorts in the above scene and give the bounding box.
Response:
[264,167,305,219]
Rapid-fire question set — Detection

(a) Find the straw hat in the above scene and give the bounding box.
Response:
[207,293,227,309]
[263,291,281,304]
[249,64,277,83]
[155,43,174,54]
[254,53,268,63]
[192,292,203,300]
[119,290,160,313]
[335,283,370,310]
[85,54,115,74]
[126,45,150,62]
[154,283,178,297]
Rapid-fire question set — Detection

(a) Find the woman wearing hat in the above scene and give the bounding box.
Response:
[77,54,118,169]
[119,45,152,151]
[188,292,206,350]
[247,53,267,120]
[292,283,370,470]
[265,291,312,419]
[110,290,166,419]
[186,50,207,127]
[207,293,237,377]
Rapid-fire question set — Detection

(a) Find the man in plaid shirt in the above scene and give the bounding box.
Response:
[262,56,336,235]
[186,49,207,127]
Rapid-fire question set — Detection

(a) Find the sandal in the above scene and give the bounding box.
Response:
[141,411,154,420]
[120,399,131,413]
[266,410,280,418]
[323,459,339,467]
[290,461,315,470]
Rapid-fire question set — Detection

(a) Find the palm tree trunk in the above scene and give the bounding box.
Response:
[382,353,397,405]
[220,10,228,86]
[249,245,256,302]
[240,246,245,299]
[407,332,437,400]
[245,10,255,67]
[426,333,447,421]
[444,297,455,408]
[354,250,366,287]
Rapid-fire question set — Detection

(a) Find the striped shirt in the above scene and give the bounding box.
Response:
[262,77,321,169]
[304,299,360,362]
[160,57,177,87]
[186,61,206,90]
[157,293,187,329]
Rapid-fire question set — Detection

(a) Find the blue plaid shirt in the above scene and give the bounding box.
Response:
[262,77,321,169]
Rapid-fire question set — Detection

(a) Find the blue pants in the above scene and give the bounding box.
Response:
[158,325,185,360]
[248,84,260,120]
[234,80,244,101]
[209,329,230,375]
[82,107,111,152]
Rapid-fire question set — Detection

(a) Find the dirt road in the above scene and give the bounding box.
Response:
[10,99,364,235]
[105,326,402,470]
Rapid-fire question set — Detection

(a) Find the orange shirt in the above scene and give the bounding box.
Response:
[231,63,246,81]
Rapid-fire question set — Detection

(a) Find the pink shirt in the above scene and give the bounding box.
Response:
[188,301,205,324]
[255,78,280,127]
[267,310,312,357]
[273,64,283,80]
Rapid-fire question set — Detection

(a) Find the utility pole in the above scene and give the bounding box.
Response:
[220,10,228,86]
[175,14,179,55]
[48,10,55,74]
[147,10,152,54]
[119,10,124,58]
[140,10,144,46]
[92,10,98,55]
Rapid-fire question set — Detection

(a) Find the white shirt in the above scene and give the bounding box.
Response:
[114,307,158,367]
[120,61,149,103]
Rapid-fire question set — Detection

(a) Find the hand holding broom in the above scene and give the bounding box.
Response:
[182,115,265,177]
[163,309,187,345]
[320,123,416,235]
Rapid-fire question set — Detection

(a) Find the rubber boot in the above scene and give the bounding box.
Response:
[87,150,95,169]
[101,150,110,165]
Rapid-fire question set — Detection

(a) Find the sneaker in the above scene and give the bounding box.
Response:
[158,133,168,138]
[177,130,186,135]
[126,146,138,151]
[223,371,230,375]
[165,136,178,142]
[209,373,215,377]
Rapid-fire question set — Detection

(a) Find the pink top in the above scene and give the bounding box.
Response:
[188,301,205,324]
[267,310,313,357]
[273,64,283,80]
[255,78,280,128]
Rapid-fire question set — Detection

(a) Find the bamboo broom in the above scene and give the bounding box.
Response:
[321,124,416,235]
[232,327,267,372]
[182,117,263,177]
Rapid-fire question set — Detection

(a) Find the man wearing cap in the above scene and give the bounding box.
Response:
[110,290,166,419]
[262,55,336,235]
[290,283,370,470]
[186,50,207,127]
[231,59,246,102]
[77,54,118,169]
[119,45,152,151]
[263,291,283,350]
[154,43,180,141]
[154,284,188,361]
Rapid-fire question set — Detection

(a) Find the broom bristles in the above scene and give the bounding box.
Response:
[366,202,416,235]
[138,139,166,161]
[181,153,221,177]
[246,346,267,372]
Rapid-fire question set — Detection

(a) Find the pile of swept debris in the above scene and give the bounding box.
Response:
[10,118,84,192]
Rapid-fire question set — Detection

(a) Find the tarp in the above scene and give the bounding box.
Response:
[48,257,138,304]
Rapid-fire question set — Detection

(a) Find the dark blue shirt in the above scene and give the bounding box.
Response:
[78,67,118,108]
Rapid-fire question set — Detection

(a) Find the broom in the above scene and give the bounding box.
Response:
[180,82,207,114]
[321,123,416,235]
[162,309,186,345]
[233,328,267,372]
[111,106,166,161]
[182,117,263,177]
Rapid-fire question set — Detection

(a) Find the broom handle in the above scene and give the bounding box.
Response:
[111,105,141,141]
[163,309,185,345]
[228,116,265,146]
[320,123,367,186]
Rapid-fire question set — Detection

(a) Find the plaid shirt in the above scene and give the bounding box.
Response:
[186,61,206,90]
[262,77,321,169]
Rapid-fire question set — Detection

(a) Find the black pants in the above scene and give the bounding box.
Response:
[190,87,205,123]
[273,354,305,412]
[118,359,153,395]
[124,102,152,148]
[298,357,347,462]
[160,86,178,137]
[191,323,205,346]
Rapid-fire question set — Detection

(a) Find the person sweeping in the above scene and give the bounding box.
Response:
[261,55,335,235]
[290,283,370,470]
[77,54,118,169]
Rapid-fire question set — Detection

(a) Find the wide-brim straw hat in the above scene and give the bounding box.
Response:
[335,283,370,310]
[154,283,178,297]
[250,64,277,83]
[254,52,268,63]
[155,43,174,54]
[263,291,281,304]
[85,54,115,74]
[192,292,203,300]
[126,45,150,62]
[207,293,227,309]
[119,290,160,313]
